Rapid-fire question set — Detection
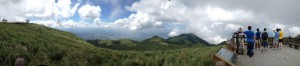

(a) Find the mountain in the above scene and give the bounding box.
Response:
[167,33,210,45]
[87,33,211,51]
[142,35,170,46]
[143,35,165,42]
[0,23,220,66]
[87,37,185,51]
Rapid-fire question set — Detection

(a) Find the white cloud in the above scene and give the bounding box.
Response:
[122,0,255,44]
[25,0,79,18]
[31,20,59,27]
[1,0,80,21]
[168,28,183,37]
[93,18,101,25]
[111,12,163,31]
[205,7,236,21]
[122,0,300,44]
[14,17,26,22]
[32,19,91,28]
[78,4,101,19]
[288,27,300,37]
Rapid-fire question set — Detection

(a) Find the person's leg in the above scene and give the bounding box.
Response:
[278,42,281,49]
[247,42,251,56]
[255,40,258,49]
[254,41,256,49]
[263,42,267,52]
[241,39,245,49]
[259,40,261,49]
[261,42,264,53]
[272,40,276,50]
[279,39,283,49]
[249,42,254,57]
[265,42,268,51]
[275,40,278,50]
[278,39,281,49]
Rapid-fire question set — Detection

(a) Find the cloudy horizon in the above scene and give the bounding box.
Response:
[1,0,300,44]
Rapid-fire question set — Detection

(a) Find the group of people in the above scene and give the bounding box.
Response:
[236,26,284,58]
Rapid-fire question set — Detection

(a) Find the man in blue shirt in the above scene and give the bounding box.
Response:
[255,28,261,49]
[244,26,255,57]
[273,28,280,50]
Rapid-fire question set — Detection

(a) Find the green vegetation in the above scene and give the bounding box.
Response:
[0,23,222,66]
[87,33,212,51]
[167,33,210,45]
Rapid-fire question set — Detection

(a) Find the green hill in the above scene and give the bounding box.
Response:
[87,33,211,51]
[144,35,166,42]
[87,38,189,51]
[0,23,105,65]
[167,33,210,45]
[0,23,221,66]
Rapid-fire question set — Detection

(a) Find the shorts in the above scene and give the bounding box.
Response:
[255,39,261,42]
[262,42,268,47]
[279,39,283,42]
[273,39,278,45]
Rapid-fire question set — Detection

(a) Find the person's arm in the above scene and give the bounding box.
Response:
[265,32,268,38]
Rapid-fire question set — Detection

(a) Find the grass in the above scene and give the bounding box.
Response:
[0,23,222,66]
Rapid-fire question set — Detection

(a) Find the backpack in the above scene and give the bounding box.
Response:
[261,32,268,40]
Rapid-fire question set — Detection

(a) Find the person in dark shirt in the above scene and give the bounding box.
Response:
[261,28,268,53]
[244,26,255,57]
[255,28,261,49]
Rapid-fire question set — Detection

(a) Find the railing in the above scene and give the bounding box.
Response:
[231,37,300,48]
[231,37,299,45]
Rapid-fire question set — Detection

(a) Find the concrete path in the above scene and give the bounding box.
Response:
[237,45,300,66]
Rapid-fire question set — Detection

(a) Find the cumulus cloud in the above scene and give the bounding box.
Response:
[112,12,163,31]
[78,4,101,19]
[168,28,184,37]
[121,0,300,44]
[289,27,300,37]
[31,19,90,28]
[0,0,80,21]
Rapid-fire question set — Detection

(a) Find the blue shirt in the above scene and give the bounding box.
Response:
[244,30,255,42]
[274,32,279,40]
[256,31,261,39]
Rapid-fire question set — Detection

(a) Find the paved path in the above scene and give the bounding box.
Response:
[237,45,300,66]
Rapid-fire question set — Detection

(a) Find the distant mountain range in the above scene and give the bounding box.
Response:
[87,33,210,50]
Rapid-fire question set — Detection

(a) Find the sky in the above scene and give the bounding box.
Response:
[1,0,300,44]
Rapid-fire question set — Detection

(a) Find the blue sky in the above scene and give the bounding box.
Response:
[82,0,138,22]
[1,0,300,44]
[61,0,139,22]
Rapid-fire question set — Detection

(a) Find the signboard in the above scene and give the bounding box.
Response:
[217,48,237,64]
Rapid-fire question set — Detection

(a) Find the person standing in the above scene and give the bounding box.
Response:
[238,28,245,49]
[255,28,262,49]
[261,28,268,53]
[237,28,246,54]
[273,29,279,50]
[244,26,255,57]
[278,28,284,49]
